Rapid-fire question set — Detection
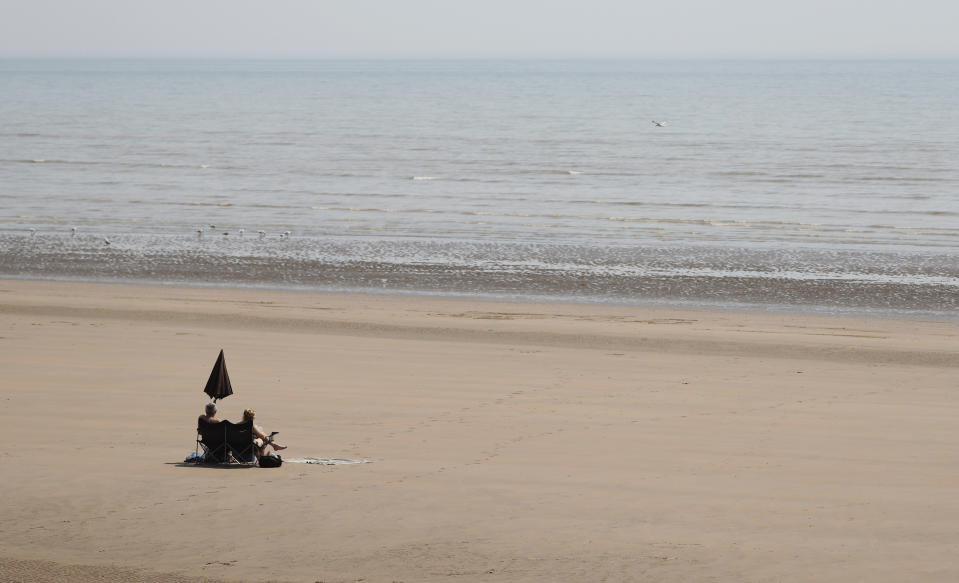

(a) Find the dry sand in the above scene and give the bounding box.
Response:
[1,279,957,583]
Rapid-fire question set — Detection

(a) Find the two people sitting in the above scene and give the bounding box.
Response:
[198,403,287,461]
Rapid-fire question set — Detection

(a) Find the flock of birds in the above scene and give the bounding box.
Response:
[194,225,290,240]
[26,225,294,246]
[196,225,294,240]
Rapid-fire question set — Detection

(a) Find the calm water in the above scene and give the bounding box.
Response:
[1,59,957,318]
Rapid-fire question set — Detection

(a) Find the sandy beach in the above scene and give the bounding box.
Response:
[1,278,957,582]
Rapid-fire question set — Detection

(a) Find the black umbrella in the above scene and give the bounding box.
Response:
[203,349,234,402]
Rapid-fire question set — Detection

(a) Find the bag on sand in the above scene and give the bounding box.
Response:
[259,454,282,468]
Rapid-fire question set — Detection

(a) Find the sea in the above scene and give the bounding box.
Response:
[1,59,957,320]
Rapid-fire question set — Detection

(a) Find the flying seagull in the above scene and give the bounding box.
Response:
[652,120,667,127]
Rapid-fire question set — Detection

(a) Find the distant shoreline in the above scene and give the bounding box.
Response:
[4,229,959,322]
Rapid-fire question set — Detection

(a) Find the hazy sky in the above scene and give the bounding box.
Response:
[2,0,958,59]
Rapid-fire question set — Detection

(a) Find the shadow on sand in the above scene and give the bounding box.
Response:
[165,461,259,469]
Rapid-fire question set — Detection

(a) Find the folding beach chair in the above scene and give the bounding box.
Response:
[195,420,257,465]
[224,420,257,464]
[196,418,228,463]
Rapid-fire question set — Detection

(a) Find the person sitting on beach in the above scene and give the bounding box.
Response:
[198,403,224,425]
[196,403,228,462]
[242,408,287,457]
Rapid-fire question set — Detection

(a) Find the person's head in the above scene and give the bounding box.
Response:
[205,403,217,416]
[243,408,255,423]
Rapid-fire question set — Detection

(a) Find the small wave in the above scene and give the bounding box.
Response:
[10,158,231,171]
[153,162,239,171]
[248,203,301,209]
[716,170,768,176]
[886,224,959,231]
[567,170,584,175]
[5,158,76,165]
[179,202,234,207]
[608,216,710,225]
[605,216,815,229]
[29,158,102,166]
[411,176,438,181]
[544,169,581,176]
[860,176,945,182]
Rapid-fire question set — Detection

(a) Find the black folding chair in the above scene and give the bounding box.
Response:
[196,418,228,463]
[225,420,257,464]
[195,420,256,465]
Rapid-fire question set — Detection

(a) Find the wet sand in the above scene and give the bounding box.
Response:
[3,233,958,320]
[1,279,957,583]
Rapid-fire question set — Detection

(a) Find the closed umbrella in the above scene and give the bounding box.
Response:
[203,349,234,402]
